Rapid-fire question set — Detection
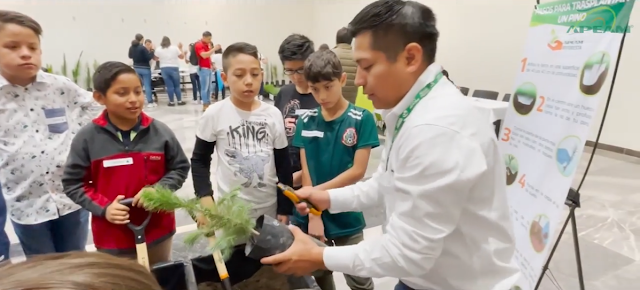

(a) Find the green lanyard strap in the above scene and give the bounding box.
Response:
[385,72,443,170]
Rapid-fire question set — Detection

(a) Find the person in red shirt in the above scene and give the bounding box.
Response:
[194,31,217,111]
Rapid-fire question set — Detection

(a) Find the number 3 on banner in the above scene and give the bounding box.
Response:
[501,127,511,142]
[518,174,526,188]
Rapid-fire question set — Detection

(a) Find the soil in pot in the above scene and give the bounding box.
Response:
[512,82,537,115]
[504,154,519,186]
[197,266,290,290]
[579,52,610,95]
[506,167,518,186]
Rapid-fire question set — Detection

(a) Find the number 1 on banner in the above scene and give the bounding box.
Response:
[518,174,526,188]
[520,58,527,72]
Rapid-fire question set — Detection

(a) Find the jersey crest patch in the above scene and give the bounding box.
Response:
[342,127,358,147]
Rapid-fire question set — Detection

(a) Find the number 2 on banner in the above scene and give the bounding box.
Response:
[501,127,511,142]
[537,96,546,112]
[520,57,527,72]
[518,174,526,188]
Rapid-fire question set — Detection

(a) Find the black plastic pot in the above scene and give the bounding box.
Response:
[154,215,321,290]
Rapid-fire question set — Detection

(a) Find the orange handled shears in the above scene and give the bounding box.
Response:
[277,183,322,216]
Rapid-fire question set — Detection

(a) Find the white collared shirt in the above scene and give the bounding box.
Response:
[323,64,521,289]
[0,71,96,224]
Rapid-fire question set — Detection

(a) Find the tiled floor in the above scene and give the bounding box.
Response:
[5,95,640,289]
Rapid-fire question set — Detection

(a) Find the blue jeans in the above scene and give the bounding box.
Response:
[161,67,182,103]
[190,73,200,101]
[12,209,89,257]
[135,67,154,104]
[198,67,212,105]
[394,281,414,290]
[0,185,9,261]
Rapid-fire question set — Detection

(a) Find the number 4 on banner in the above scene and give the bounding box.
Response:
[518,174,526,188]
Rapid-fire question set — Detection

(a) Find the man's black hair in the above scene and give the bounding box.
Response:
[278,34,314,63]
[303,49,343,84]
[222,42,259,72]
[0,10,42,36]
[135,33,144,41]
[202,31,212,37]
[93,61,138,95]
[336,27,352,45]
[318,44,330,51]
[348,0,438,63]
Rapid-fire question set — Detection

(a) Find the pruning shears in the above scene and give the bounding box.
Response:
[277,183,322,216]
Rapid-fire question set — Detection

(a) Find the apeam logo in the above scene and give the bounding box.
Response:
[567,17,632,33]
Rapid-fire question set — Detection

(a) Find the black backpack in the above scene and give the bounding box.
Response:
[189,43,199,66]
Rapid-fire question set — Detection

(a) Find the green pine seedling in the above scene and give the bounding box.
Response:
[140,186,255,259]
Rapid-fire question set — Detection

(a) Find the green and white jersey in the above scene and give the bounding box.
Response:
[292,103,379,238]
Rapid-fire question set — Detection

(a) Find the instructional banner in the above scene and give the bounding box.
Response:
[499,0,634,289]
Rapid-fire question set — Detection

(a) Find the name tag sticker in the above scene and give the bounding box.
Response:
[44,116,67,125]
[103,157,134,168]
[301,130,324,137]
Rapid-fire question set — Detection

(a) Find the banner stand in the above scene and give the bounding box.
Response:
[531,8,630,288]
[534,188,584,290]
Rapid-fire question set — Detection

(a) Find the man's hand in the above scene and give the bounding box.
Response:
[276,215,289,225]
[308,215,325,242]
[261,225,326,276]
[195,213,208,228]
[106,195,130,225]
[294,187,330,215]
[132,187,153,208]
[177,42,183,50]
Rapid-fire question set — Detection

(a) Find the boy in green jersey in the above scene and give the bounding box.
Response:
[292,49,378,290]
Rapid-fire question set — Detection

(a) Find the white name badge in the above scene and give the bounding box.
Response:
[44,116,67,125]
[295,109,309,116]
[103,157,134,168]
[301,130,324,137]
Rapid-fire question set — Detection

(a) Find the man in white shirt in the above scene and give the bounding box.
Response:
[260,1,521,289]
[0,10,93,257]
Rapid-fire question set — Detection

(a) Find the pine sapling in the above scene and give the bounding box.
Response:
[140,186,257,259]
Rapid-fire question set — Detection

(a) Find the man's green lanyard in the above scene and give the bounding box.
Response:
[385,72,443,170]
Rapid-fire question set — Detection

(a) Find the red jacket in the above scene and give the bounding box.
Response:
[62,111,190,252]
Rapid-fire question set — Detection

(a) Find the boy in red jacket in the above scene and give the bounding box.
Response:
[62,61,190,264]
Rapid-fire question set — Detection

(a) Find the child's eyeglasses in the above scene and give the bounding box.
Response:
[283,69,304,75]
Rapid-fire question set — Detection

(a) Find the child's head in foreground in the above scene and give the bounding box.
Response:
[0,252,162,290]
[303,49,347,110]
[0,10,43,86]
[221,42,263,104]
[93,61,145,121]
[278,34,315,88]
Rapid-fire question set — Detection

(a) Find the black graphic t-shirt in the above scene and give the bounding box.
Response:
[273,84,319,172]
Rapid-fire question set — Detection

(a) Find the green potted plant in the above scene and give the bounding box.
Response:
[85,61,92,91]
[141,186,256,258]
[45,64,53,73]
[280,65,286,87]
[71,51,83,84]
[60,54,68,77]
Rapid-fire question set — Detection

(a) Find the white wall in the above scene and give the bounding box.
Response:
[311,0,639,152]
[4,0,638,151]
[3,0,315,86]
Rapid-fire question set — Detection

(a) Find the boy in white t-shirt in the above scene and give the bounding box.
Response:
[191,42,294,225]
